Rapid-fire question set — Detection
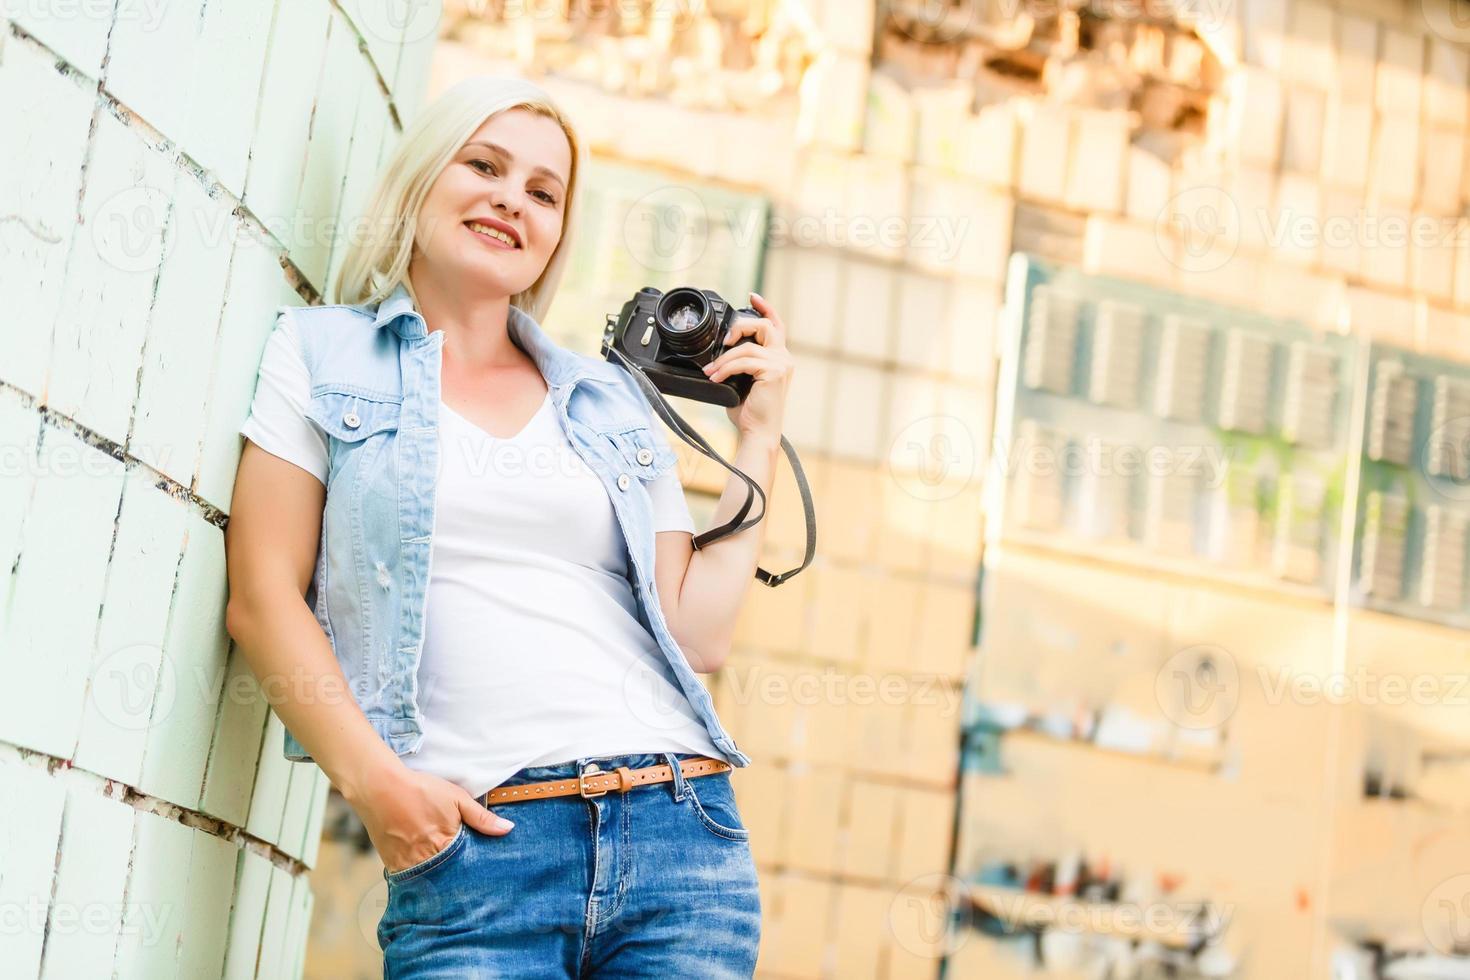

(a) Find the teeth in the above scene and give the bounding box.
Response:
[468,221,517,247]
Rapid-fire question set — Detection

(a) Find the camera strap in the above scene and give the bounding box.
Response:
[604,347,816,587]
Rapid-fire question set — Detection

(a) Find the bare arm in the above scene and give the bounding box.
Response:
[223,440,400,806]
[655,434,781,673]
[224,440,513,871]
[655,291,794,673]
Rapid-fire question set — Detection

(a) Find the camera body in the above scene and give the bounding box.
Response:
[602,286,760,408]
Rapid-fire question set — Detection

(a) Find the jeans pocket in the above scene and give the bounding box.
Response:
[384,823,469,884]
[684,773,750,842]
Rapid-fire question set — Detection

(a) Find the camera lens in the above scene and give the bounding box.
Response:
[654,288,720,356]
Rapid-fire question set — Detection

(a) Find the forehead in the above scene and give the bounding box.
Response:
[462,109,571,180]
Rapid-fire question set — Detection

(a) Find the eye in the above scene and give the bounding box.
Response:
[469,159,497,175]
[532,189,557,205]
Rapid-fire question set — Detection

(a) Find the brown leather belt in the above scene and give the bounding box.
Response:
[480,756,732,806]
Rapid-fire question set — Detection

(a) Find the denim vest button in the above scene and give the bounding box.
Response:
[343,411,361,429]
[617,474,631,491]
[636,448,654,465]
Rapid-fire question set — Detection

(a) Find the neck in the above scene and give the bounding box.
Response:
[406,262,526,370]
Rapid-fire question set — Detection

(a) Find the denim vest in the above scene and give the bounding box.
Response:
[275,282,751,769]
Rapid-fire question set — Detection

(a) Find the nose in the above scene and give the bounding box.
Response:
[489,183,522,219]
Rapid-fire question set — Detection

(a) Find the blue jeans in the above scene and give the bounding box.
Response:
[376,752,762,978]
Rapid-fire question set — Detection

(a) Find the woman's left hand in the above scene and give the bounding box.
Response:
[701,291,794,445]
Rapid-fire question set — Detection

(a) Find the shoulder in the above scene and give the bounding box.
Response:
[593,357,656,419]
[277,302,381,375]
[277,301,375,334]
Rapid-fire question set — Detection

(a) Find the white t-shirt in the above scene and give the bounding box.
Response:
[239,317,726,798]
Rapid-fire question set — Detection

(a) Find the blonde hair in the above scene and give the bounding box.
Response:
[332,75,584,322]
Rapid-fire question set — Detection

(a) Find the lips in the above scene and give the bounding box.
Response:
[464,217,521,249]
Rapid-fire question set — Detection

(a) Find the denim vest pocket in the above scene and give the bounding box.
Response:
[307,390,402,491]
[308,389,402,440]
[594,422,677,481]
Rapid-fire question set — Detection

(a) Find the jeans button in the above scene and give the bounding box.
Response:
[617,474,631,491]
[636,448,654,465]
[343,411,361,429]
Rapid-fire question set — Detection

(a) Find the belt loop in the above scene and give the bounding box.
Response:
[663,752,688,802]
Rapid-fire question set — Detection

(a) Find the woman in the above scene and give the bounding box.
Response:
[223,75,793,977]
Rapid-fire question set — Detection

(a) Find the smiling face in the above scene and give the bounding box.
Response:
[412,107,572,299]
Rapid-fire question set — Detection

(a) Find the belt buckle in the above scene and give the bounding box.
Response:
[579,766,608,799]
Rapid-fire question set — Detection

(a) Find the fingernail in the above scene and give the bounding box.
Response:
[496,816,515,830]
[702,364,713,373]
[750,291,762,301]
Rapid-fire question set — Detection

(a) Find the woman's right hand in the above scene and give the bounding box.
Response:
[354,767,517,874]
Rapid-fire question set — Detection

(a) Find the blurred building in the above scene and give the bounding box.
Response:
[334,1,1470,978]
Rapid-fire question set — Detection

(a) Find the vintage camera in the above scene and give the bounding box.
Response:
[602,286,761,408]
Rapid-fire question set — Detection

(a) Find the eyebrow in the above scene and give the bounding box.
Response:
[463,141,567,190]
